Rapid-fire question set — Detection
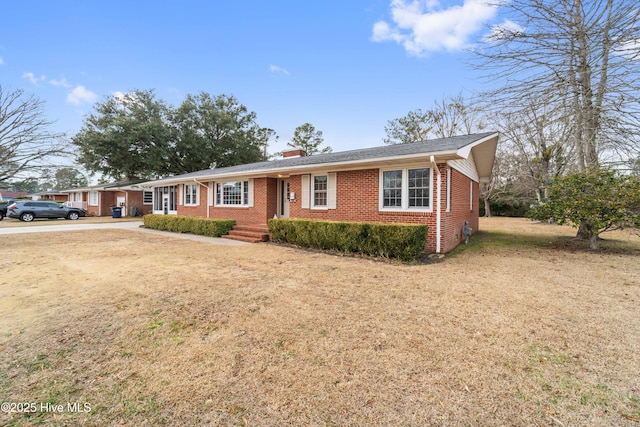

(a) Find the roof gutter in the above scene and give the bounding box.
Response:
[140,149,463,187]
[430,155,442,254]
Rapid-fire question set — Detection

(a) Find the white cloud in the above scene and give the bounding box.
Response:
[67,85,97,105]
[269,64,289,75]
[22,71,46,85]
[49,77,73,88]
[372,0,500,56]
[615,38,640,61]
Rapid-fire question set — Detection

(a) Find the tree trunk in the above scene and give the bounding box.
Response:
[483,198,492,217]
[576,221,590,239]
[589,232,598,250]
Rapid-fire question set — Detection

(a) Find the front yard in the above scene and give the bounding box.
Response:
[1,218,638,426]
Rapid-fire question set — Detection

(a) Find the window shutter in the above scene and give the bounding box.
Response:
[178,185,183,206]
[248,179,254,207]
[328,172,337,209]
[301,175,310,209]
[208,183,213,207]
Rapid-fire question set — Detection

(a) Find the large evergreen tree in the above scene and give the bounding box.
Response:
[72,90,271,180]
[287,123,332,155]
[172,93,269,171]
[72,90,173,180]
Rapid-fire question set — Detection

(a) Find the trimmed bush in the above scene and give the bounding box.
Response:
[143,215,235,238]
[268,218,428,262]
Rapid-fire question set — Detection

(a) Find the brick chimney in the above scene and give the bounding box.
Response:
[282,149,307,158]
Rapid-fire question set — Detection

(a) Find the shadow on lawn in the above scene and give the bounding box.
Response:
[448,229,640,258]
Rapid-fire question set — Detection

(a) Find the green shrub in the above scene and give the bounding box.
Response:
[143,215,235,238]
[268,218,428,262]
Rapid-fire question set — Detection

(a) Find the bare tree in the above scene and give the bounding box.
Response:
[475,0,640,169]
[384,94,499,214]
[431,93,486,138]
[384,93,485,144]
[494,96,574,203]
[0,86,68,183]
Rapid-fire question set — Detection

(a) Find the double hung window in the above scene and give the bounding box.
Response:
[184,184,198,205]
[215,181,250,206]
[380,167,431,211]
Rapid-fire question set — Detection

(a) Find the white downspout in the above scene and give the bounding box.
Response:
[193,178,210,218]
[430,155,442,254]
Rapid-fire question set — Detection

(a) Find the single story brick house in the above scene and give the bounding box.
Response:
[31,191,70,202]
[141,132,499,253]
[64,181,153,217]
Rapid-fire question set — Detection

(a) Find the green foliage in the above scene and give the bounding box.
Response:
[173,93,270,170]
[384,109,436,145]
[73,90,173,181]
[72,90,270,180]
[287,123,332,155]
[268,218,428,261]
[481,200,531,217]
[143,215,235,238]
[528,168,640,248]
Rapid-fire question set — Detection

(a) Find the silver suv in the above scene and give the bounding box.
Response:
[7,201,86,222]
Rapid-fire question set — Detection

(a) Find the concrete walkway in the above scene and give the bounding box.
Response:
[0,220,248,245]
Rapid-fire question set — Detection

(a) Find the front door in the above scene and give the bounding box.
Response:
[116,196,126,216]
[162,194,170,215]
[278,179,290,218]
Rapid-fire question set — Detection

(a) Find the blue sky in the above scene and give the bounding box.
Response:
[1,0,505,160]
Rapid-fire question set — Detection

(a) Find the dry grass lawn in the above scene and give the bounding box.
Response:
[0,218,639,426]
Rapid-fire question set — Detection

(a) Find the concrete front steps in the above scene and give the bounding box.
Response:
[222,224,270,243]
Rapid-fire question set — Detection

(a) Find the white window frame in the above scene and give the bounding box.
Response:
[183,184,198,206]
[379,166,433,212]
[302,173,336,210]
[88,191,99,206]
[143,190,153,205]
[311,173,328,209]
[213,179,253,208]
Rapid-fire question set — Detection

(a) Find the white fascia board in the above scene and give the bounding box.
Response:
[142,150,463,186]
[455,132,499,158]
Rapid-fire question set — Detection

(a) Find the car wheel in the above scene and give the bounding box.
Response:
[0,213,4,221]
[67,212,80,220]
[20,212,35,222]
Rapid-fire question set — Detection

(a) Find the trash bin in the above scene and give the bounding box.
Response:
[111,206,122,218]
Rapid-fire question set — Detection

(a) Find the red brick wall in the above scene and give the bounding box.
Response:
[171,168,480,253]
[440,168,479,253]
[175,178,278,225]
[98,192,116,216]
[208,177,277,225]
[89,190,154,217]
[288,169,443,251]
[179,184,209,218]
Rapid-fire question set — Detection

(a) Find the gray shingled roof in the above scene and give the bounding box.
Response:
[145,132,497,184]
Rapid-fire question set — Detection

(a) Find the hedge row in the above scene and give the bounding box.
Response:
[143,215,235,237]
[268,218,428,261]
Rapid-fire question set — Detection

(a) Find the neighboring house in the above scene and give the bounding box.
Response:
[0,191,30,200]
[64,181,153,217]
[31,191,70,202]
[140,132,499,253]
